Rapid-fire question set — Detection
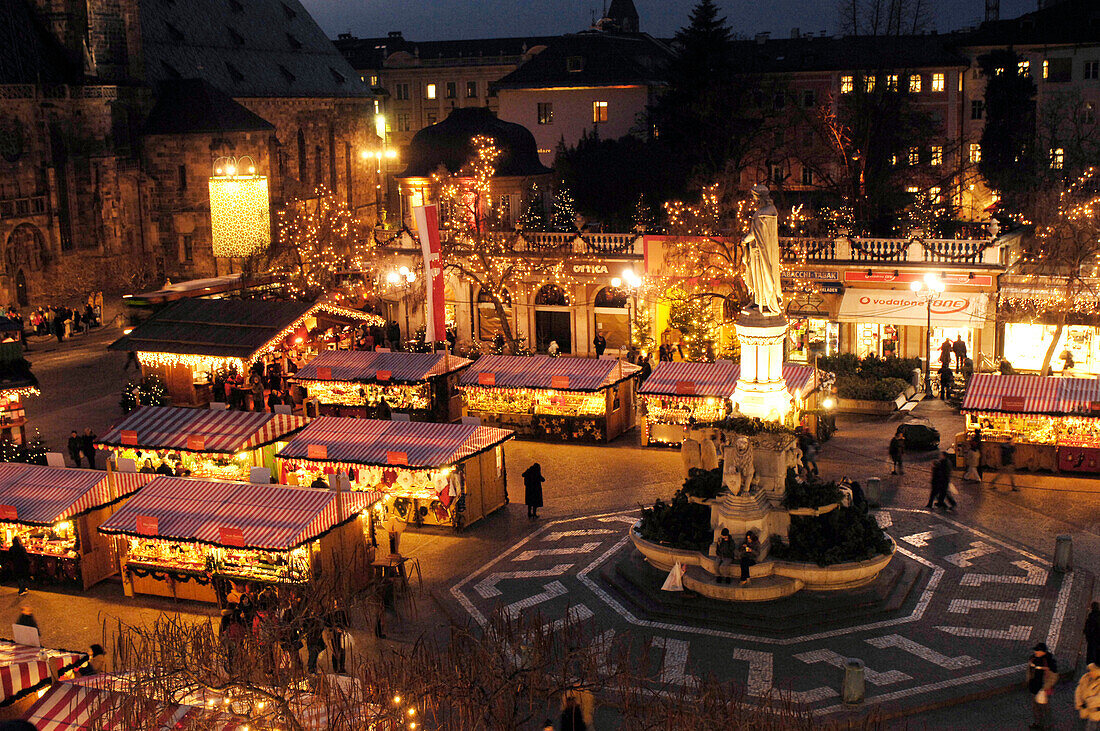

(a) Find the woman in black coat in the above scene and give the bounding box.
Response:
[8,536,30,594]
[522,462,545,519]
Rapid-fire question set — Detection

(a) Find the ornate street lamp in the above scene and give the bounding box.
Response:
[911,272,946,396]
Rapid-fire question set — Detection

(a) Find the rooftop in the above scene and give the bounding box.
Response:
[142,79,276,136]
[493,31,673,90]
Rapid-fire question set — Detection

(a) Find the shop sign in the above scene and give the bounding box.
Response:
[218,526,245,547]
[1091,401,1100,413]
[316,367,332,380]
[136,515,158,535]
[478,372,496,386]
[307,444,328,459]
[0,505,17,521]
[121,430,138,446]
[819,283,843,293]
[386,451,408,465]
[375,370,391,382]
[570,263,610,275]
[837,289,988,326]
[186,435,205,451]
[784,270,839,281]
[675,381,696,395]
[1001,396,1027,411]
[844,270,994,286]
[551,375,570,389]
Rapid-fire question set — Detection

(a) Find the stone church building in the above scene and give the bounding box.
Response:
[0,0,375,307]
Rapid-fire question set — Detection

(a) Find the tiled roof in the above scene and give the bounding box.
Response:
[139,0,369,98]
[143,79,276,136]
[492,32,673,90]
[397,107,551,179]
[962,0,1100,47]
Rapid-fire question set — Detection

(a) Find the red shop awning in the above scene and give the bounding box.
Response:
[293,350,472,384]
[0,641,86,706]
[639,361,816,399]
[0,464,153,526]
[96,406,308,454]
[962,374,1062,414]
[458,354,641,392]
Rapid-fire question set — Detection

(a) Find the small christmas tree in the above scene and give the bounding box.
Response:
[632,193,657,234]
[121,374,171,412]
[551,187,577,232]
[518,182,548,231]
[666,287,720,361]
[25,429,48,465]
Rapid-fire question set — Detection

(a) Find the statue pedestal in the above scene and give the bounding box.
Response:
[732,310,792,422]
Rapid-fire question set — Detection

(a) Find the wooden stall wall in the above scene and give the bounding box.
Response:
[78,503,122,590]
[142,361,199,405]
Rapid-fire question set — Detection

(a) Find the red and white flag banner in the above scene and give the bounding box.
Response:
[412,204,446,344]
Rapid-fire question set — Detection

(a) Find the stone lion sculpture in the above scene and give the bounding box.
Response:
[722,436,755,496]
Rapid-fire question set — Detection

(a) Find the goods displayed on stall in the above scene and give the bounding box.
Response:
[292,350,471,421]
[99,477,380,603]
[0,640,87,707]
[276,417,513,529]
[0,464,154,589]
[95,406,308,482]
[638,360,816,445]
[457,354,641,442]
[108,298,384,405]
[0,337,38,446]
[962,373,1100,474]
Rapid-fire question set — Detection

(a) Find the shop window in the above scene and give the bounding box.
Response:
[788,318,839,362]
[535,283,569,306]
[594,287,628,308]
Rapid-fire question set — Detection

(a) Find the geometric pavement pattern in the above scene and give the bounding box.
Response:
[450,508,1090,717]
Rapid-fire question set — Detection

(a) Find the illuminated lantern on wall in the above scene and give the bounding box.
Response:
[209,155,271,257]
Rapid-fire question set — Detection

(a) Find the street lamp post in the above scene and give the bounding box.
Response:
[611,268,642,358]
[387,266,416,347]
[910,273,945,396]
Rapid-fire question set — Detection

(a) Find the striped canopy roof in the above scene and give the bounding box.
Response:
[98,477,380,550]
[25,680,244,731]
[293,350,472,384]
[96,406,308,454]
[458,354,641,392]
[963,373,1099,415]
[0,464,153,526]
[277,416,514,468]
[639,361,816,399]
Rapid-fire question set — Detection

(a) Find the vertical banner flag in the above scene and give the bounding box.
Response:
[412,204,446,344]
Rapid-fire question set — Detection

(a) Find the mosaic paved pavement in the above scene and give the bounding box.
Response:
[449,507,1092,717]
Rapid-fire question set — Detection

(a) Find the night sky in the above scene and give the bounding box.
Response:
[302,0,1040,42]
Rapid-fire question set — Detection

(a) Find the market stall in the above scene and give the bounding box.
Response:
[961,373,1100,473]
[0,338,38,446]
[25,679,245,729]
[638,361,817,446]
[457,354,641,442]
[96,406,308,482]
[0,640,87,710]
[276,417,513,529]
[292,350,472,422]
[108,298,384,405]
[0,464,154,590]
[98,477,380,604]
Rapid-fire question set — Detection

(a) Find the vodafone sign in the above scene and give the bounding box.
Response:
[839,289,989,327]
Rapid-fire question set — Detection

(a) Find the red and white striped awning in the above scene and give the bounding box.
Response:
[25,680,244,730]
[458,354,641,392]
[640,361,816,399]
[1056,377,1100,414]
[98,477,380,550]
[962,374,1062,414]
[293,350,472,383]
[96,406,308,454]
[0,641,86,706]
[277,416,514,468]
[0,464,153,526]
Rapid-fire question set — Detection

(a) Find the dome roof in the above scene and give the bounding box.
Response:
[396,107,552,179]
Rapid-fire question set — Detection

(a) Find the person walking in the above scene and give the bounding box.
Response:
[796,426,818,476]
[1077,662,1100,731]
[990,436,1019,491]
[938,361,954,400]
[939,338,953,369]
[952,335,967,374]
[715,528,735,584]
[67,431,82,468]
[303,607,326,673]
[9,536,30,594]
[926,452,956,510]
[1086,601,1100,667]
[81,428,97,469]
[522,462,545,519]
[739,531,759,586]
[1027,642,1058,729]
[14,605,37,631]
[888,428,905,475]
[593,332,607,357]
[326,602,349,674]
[963,438,982,482]
[639,355,652,383]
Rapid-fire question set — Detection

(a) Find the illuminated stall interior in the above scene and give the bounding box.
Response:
[962,373,1100,475]
[292,350,472,422]
[96,406,308,482]
[0,336,38,446]
[458,354,641,443]
[639,360,817,446]
[276,417,513,529]
[108,298,384,405]
[99,477,379,604]
[0,464,154,590]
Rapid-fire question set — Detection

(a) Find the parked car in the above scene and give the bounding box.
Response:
[900,418,940,451]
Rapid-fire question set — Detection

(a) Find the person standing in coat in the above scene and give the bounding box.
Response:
[1077,662,1100,731]
[888,429,905,475]
[1086,601,1100,667]
[81,428,97,469]
[1027,642,1058,729]
[8,536,30,594]
[522,462,545,519]
[952,335,967,374]
[593,332,607,357]
[926,452,956,510]
[67,431,82,468]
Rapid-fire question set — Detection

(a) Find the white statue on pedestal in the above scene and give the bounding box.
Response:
[742,184,782,315]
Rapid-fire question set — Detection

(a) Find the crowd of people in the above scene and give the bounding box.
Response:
[65,428,98,469]
[3,300,103,347]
